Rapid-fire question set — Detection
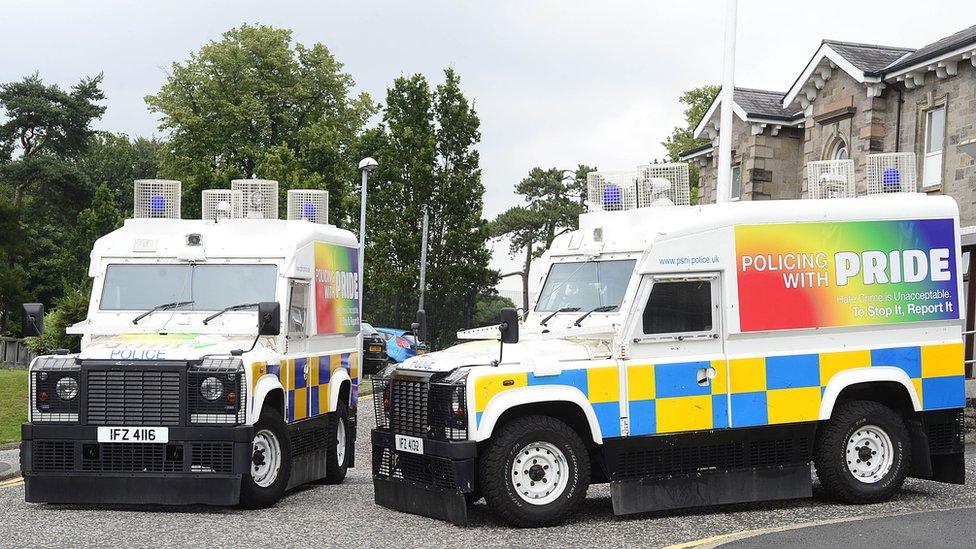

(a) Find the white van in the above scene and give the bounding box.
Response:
[371,187,967,526]
[22,180,362,508]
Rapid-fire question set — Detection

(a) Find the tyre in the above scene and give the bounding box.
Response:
[814,400,911,504]
[321,399,351,484]
[480,415,590,527]
[241,407,292,509]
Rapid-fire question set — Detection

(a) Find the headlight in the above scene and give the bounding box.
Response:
[200,377,223,401]
[450,387,464,415]
[30,356,80,422]
[189,357,246,424]
[56,377,79,400]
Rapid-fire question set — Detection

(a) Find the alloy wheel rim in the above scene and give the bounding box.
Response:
[846,424,894,484]
[251,429,282,488]
[510,441,570,505]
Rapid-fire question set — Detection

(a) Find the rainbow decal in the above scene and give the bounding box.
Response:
[314,242,360,334]
[735,219,959,332]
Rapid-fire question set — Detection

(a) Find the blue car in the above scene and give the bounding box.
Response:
[374,327,422,363]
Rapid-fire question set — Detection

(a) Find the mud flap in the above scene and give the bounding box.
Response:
[610,465,812,516]
[374,477,468,525]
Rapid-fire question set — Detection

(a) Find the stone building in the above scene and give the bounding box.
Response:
[681,25,976,227]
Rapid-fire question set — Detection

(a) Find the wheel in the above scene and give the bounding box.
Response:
[321,399,351,484]
[479,415,590,527]
[241,407,292,509]
[814,400,911,504]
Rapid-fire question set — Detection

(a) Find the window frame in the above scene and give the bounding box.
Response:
[730,165,742,201]
[286,279,310,339]
[635,274,720,342]
[922,105,946,189]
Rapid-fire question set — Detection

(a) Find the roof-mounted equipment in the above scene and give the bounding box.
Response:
[232,179,279,219]
[286,190,329,224]
[134,179,181,219]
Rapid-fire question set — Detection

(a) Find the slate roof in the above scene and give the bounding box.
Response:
[822,40,914,73]
[881,24,976,73]
[734,88,802,121]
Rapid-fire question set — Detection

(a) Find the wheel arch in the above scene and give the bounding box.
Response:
[819,366,921,421]
[473,385,603,445]
[252,376,286,423]
[329,369,352,412]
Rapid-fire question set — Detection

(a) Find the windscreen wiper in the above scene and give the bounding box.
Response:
[203,302,259,325]
[132,300,194,325]
[573,305,619,326]
[540,307,580,326]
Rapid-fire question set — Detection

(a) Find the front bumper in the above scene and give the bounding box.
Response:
[21,422,254,505]
[371,429,477,525]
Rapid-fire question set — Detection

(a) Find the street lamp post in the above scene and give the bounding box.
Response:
[716,0,738,203]
[358,157,378,322]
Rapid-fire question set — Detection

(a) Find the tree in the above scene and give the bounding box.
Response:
[490,206,547,313]
[661,85,719,203]
[472,294,517,327]
[0,73,105,333]
[60,182,124,288]
[76,132,161,215]
[363,69,495,346]
[24,286,89,354]
[146,24,376,222]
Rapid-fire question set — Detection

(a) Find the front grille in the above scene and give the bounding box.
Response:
[82,443,182,472]
[32,441,74,471]
[373,446,458,489]
[429,384,468,440]
[87,369,182,426]
[190,442,234,473]
[372,377,390,428]
[390,379,429,437]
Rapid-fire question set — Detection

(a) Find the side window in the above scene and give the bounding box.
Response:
[288,280,309,337]
[642,279,713,335]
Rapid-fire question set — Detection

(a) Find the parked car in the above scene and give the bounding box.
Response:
[374,327,421,363]
[361,322,387,376]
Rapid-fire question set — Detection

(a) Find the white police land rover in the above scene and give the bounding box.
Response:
[22,179,363,508]
[372,164,967,527]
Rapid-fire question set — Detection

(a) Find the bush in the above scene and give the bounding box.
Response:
[24,287,90,354]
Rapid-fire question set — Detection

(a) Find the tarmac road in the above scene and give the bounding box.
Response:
[0,400,973,548]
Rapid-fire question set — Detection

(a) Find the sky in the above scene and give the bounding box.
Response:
[4,0,975,293]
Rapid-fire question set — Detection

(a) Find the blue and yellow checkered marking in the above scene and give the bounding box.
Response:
[473,343,964,439]
[251,351,360,423]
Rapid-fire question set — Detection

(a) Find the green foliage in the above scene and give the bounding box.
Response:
[146,24,376,222]
[661,84,719,203]
[24,286,89,354]
[363,69,495,346]
[472,294,517,327]
[491,164,594,311]
[0,369,28,444]
[0,73,105,334]
[60,182,124,286]
[76,132,161,214]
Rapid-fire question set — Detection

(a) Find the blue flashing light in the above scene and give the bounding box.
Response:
[302,201,316,219]
[149,194,167,214]
[882,167,901,192]
[603,185,622,208]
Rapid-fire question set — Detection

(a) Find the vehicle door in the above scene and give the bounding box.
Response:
[623,273,728,437]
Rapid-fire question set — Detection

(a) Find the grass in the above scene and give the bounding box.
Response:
[0,369,28,444]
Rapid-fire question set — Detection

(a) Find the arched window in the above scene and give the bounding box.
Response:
[828,138,849,160]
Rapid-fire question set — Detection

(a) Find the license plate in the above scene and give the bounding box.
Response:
[395,434,424,455]
[369,345,383,353]
[416,349,427,355]
[97,426,168,444]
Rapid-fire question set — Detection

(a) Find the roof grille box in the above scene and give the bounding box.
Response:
[201,189,244,221]
[637,163,691,206]
[587,170,638,211]
[232,179,279,219]
[134,179,181,219]
[807,159,855,199]
[287,190,329,224]
[867,152,917,195]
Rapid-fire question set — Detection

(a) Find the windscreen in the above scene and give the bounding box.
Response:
[534,259,636,312]
[100,264,277,311]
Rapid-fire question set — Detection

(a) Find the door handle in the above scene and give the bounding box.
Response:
[696,366,717,386]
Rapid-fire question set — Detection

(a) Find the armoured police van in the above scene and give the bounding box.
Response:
[21,179,362,508]
[371,166,967,527]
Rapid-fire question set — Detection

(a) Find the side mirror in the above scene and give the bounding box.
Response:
[257,302,281,336]
[415,309,427,342]
[22,303,44,337]
[499,307,519,344]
